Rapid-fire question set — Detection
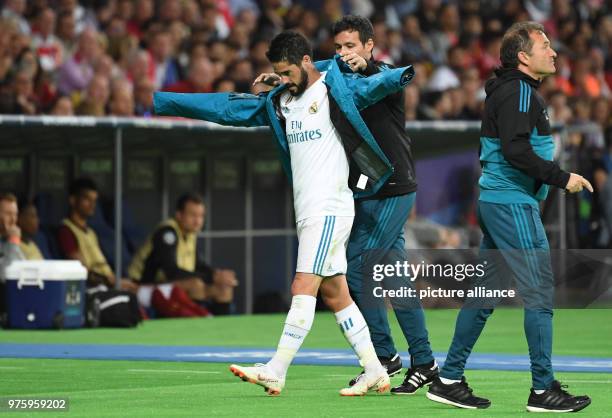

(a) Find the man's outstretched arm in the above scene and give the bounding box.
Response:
[154,92,270,128]
[348,65,415,110]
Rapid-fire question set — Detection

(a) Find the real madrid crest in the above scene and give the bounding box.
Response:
[309,101,318,114]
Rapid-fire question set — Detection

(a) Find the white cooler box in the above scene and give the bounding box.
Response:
[5,260,87,329]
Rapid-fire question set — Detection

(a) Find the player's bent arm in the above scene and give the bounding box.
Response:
[497,88,570,189]
[153,92,269,128]
[349,65,415,110]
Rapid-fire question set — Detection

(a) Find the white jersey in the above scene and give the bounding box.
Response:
[280,73,354,222]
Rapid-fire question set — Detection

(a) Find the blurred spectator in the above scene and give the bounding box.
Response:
[128,193,237,314]
[427,45,465,92]
[148,30,181,90]
[415,0,441,34]
[0,192,25,283]
[49,95,74,116]
[126,49,154,86]
[159,0,182,25]
[458,67,484,120]
[181,0,203,29]
[134,78,154,116]
[428,3,460,64]
[31,8,63,72]
[75,74,109,116]
[249,39,270,67]
[548,89,573,125]
[57,178,137,292]
[164,57,214,93]
[213,78,236,93]
[418,89,452,120]
[400,15,434,63]
[228,58,254,92]
[109,79,134,116]
[1,0,30,35]
[0,69,38,115]
[17,201,43,260]
[105,16,138,67]
[127,0,154,39]
[94,53,121,80]
[477,31,503,79]
[57,28,101,96]
[257,0,285,40]
[56,11,77,57]
[58,0,92,34]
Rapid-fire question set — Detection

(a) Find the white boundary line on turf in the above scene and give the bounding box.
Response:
[0,366,23,369]
[127,369,221,374]
[561,380,612,384]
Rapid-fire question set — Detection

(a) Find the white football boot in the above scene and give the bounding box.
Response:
[339,370,390,396]
[229,364,285,396]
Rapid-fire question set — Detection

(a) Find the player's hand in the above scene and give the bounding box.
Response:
[340,52,367,72]
[565,173,594,193]
[253,73,281,87]
[213,269,239,287]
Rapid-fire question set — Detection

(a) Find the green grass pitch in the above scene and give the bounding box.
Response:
[0,309,610,417]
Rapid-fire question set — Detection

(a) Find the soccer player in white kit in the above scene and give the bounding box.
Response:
[228,33,390,396]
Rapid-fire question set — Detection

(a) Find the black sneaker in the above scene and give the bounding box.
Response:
[348,353,402,386]
[526,380,591,413]
[426,377,491,409]
[391,359,439,395]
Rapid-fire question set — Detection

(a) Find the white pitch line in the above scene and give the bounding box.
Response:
[127,369,221,374]
[0,366,23,370]
[560,380,612,384]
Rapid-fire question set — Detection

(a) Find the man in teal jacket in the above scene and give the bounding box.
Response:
[155,31,414,397]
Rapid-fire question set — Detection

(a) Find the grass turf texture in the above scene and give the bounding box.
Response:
[0,360,609,417]
[1,309,610,417]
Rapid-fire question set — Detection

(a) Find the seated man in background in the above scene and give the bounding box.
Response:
[58,178,136,292]
[0,192,25,273]
[128,193,237,315]
[17,200,44,260]
[0,192,25,313]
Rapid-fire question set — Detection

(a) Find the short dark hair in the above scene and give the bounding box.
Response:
[176,192,204,212]
[265,31,312,66]
[500,21,545,69]
[69,177,98,198]
[331,15,374,46]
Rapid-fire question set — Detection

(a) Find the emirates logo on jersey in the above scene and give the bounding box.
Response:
[308,101,318,114]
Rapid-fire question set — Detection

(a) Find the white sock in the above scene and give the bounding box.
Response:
[335,303,384,376]
[266,295,316,378]
[534,389,545,394]
[440,377,461,385]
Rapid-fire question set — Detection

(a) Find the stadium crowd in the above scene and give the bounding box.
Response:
[0,0,610,245]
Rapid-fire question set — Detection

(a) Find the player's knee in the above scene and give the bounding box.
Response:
[291,273,320,296]
[321,293,341,311]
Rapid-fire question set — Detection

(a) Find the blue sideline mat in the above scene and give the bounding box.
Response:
[0,343,611,373]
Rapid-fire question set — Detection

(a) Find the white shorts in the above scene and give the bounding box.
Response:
[295,216,353,277]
